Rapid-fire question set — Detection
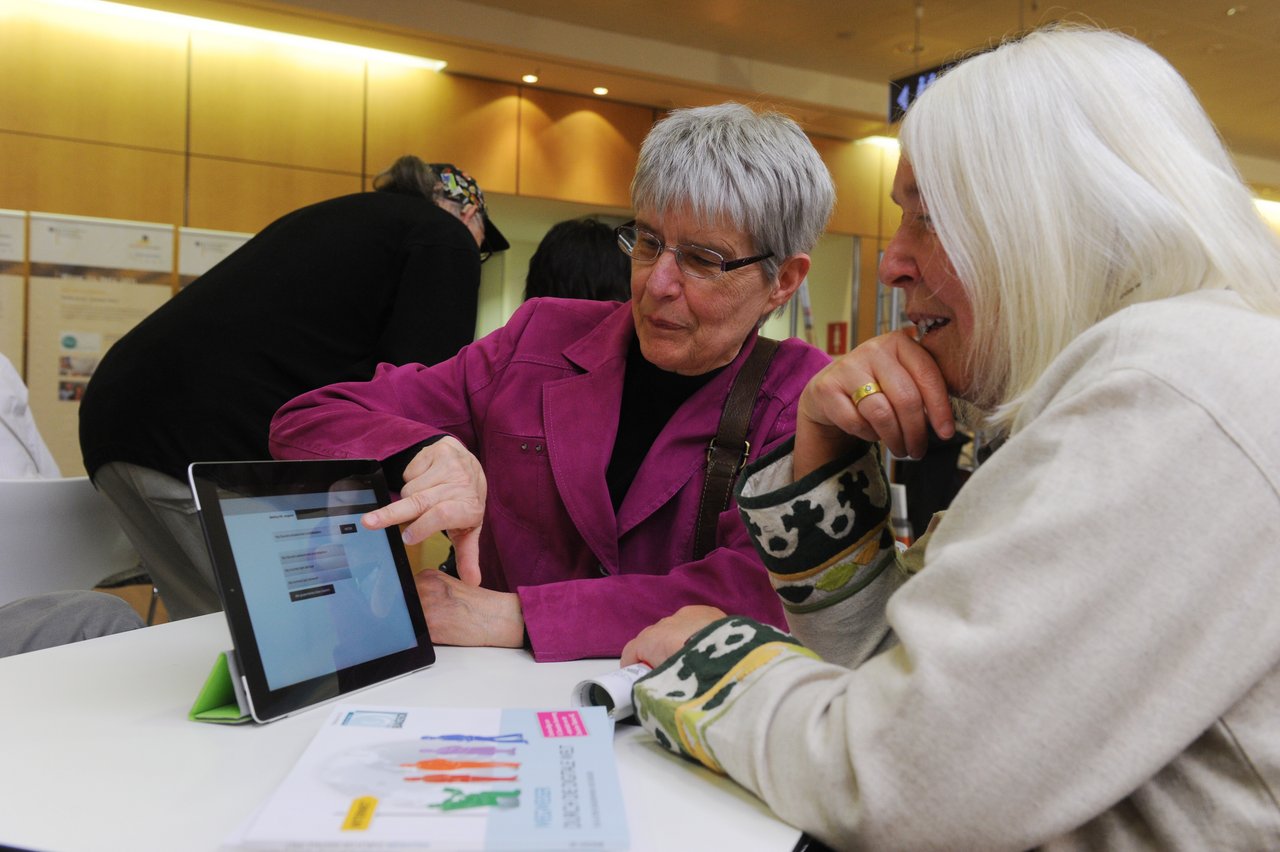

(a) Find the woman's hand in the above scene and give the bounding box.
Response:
[796,328,953,477]
[360,436,487,585]
[414,570,524,648]
[620,605,727,668]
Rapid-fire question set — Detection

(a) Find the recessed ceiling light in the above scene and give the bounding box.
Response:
[1254,197,1280,216]
[522,73,539,84]
[856,135,900,151]
[592,86,609,96]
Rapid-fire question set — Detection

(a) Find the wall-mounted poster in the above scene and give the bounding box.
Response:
[27,213,175,476]
[0,210,25,373]
[178,227,251,287]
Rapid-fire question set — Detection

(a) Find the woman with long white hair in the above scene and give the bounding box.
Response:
[624,25,1280,849]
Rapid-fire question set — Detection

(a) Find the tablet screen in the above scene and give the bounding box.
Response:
[190,460,435,722]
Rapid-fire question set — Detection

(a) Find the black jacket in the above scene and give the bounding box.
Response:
[79,191,481,480]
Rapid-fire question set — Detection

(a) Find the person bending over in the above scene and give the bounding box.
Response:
[80,157,507,619]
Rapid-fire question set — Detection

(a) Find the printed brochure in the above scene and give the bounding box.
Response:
[232,704,628,851]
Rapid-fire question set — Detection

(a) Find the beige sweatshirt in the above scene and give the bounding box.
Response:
[635,290,1280,850]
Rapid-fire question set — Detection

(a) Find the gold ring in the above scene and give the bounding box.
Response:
[851,381,883,406]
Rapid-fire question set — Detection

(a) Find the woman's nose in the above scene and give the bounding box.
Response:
[878,231,919,290]
[645,248,686,296]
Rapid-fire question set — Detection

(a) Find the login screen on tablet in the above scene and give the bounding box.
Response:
[219,489,417,690]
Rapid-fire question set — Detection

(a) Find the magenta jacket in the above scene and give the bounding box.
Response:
[270,298,830,661]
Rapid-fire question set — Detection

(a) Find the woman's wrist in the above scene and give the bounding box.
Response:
[794,420,864,480]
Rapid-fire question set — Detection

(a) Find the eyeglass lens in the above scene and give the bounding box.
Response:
[616,226,726,279]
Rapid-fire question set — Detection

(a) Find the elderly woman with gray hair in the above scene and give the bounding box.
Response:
[270,103,835,662]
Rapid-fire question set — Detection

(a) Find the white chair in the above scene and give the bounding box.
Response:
[0,476,141,608]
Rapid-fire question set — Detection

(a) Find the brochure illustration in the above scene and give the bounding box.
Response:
[233,704,628,851]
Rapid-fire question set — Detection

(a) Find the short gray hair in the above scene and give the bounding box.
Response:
[631,102,835,280]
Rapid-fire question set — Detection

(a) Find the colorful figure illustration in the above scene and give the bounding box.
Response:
[404,773,518,783]
[421,733,529,744]
[401,758,521,771]
[419,746,517,756]
[429,787,521,811]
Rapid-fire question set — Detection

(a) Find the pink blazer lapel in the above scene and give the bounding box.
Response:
[542,307,631,571]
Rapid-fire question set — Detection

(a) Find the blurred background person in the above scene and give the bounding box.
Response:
[1,352,144,656]
[523,216,630,302]
[80,157,508,620]
[1,352,60,479]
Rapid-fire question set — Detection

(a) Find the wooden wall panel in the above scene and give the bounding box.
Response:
[518,91,652,208]
[366,68,519,196]
[188,31,364,172]
[0,133,184,224]
[0,0,187,151]
[187,157,362,232]
[812,136,893,238]
[878,146,903,240]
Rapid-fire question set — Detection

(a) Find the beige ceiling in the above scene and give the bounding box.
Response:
[242,0,1280,191]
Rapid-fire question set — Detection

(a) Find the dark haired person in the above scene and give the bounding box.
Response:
[524,217,630,302]
[80,157,507,619]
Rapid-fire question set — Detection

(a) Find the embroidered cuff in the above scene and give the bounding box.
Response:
[735,439,896,613]
[632,616,817,773]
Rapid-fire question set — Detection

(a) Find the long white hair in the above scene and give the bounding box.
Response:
[900,25,1280,431]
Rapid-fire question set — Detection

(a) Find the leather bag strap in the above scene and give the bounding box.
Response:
[692,336,780,560]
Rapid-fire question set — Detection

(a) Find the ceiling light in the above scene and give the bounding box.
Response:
[592,86,609,96]
[522,73,539,84]
[35,0,446,70]
[856,135,901,151]
[1254,197,1280,218]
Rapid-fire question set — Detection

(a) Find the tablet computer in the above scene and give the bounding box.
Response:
[189,459,435,723]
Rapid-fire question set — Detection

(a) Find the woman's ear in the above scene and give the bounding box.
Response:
[766,254,811,311]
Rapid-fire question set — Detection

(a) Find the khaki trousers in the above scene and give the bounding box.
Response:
[92,461,220,620]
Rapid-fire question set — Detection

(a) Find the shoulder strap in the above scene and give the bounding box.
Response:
[692,336,780,560]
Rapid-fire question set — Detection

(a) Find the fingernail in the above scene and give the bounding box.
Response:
[401,529,416,546]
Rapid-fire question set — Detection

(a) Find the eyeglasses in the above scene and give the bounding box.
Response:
[614,223,773,280]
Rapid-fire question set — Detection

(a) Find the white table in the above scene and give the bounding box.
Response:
[0,614,800,851]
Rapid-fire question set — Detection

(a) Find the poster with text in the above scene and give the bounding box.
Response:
[178,226,251,288]
[27,213,174,475]
[0,210,25,373]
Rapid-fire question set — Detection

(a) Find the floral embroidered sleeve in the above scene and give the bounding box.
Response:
[735,436,900,653]
[633,437,908,769]
[631,616,818,772]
